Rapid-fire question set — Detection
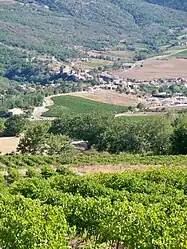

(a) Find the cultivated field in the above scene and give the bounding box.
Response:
[174,50,187,57]
[1,154,187,169]
[69,90,144,106]
[87,50,134,62]
[44,95,129,117]
[74,58,113,70]
[111,58,187,80]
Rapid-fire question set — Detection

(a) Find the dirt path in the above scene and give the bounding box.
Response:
[155,48,187,59]
[31,93,68,120]
[72,164,158,175]
[0,164,158,176]
[115,112,164,117]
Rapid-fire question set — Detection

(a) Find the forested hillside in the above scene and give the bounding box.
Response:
[1,0,187,55]
[1,0,187,88]
[145,0,187,12]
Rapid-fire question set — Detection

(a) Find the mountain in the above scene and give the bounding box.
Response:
[144,0,187,12]
[0,0,187,60]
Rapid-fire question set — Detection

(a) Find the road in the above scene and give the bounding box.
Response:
[31,94,65,120]
[150,47,187,60]
[31,91,91,120]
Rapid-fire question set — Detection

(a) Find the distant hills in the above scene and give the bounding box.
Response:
[145,0,187,12]
[0,0,187,59]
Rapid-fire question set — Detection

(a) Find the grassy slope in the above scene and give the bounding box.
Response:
[163,45,187,57]
[174,50,187,57]
[44,95,128,117]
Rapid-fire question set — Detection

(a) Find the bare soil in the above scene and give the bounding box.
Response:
[110,58,187,80]
[69,90,145,106]
[72,164,158,175]
[0,0,15,3]
[0,137,20,154]
[0,164,158,176]
[115,112,164,117]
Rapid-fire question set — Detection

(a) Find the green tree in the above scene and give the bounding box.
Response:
[0,119,4,134]
[50,113,113,148]
[169,84,181,94]
[136,103,145,111]
[4,115,26,136]
[146,117,172,155]
[18,124,74,155]
[17,124,48,154]
[171,119,187,154]
[44,134,75,156]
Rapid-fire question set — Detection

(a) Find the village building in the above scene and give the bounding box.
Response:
[7,108,24,117]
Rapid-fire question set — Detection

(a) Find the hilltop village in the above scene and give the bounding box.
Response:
[3,57,187,118]
[51,62,187,109]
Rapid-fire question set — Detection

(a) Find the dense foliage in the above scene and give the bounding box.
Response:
[0,74,89,114]
[1,165,187,248]
[1,0,186,52]
[0,76,44,114]
[49,113,187,155]
[49,114,169,154]
[0,46,87,86]
[17,124,75,155]
[1,0,187,86]
[4,115,26,136]
[17,0,187,47]
[145,0,187,12]
[2,113,187,155]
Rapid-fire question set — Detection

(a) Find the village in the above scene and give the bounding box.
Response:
[3,49,187,119]
[62,63,187,109]
[6,73,187,118]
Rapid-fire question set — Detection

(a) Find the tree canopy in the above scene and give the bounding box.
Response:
[4,115,26,137]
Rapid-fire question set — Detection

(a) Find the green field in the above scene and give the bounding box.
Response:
[74,59,113,70]
[164,45,187,57]
[2,156,187,248]
[174,50,187,57]
[44,96,128,117]
[1,154,187,169]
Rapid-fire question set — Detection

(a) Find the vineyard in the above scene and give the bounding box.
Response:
[1,164,187,248]
[44,96,128,117]
[1,153,187,169]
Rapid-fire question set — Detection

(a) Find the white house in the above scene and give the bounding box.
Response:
[7,108,24,117]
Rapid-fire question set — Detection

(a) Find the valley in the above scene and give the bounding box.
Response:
[1,0,187,248]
